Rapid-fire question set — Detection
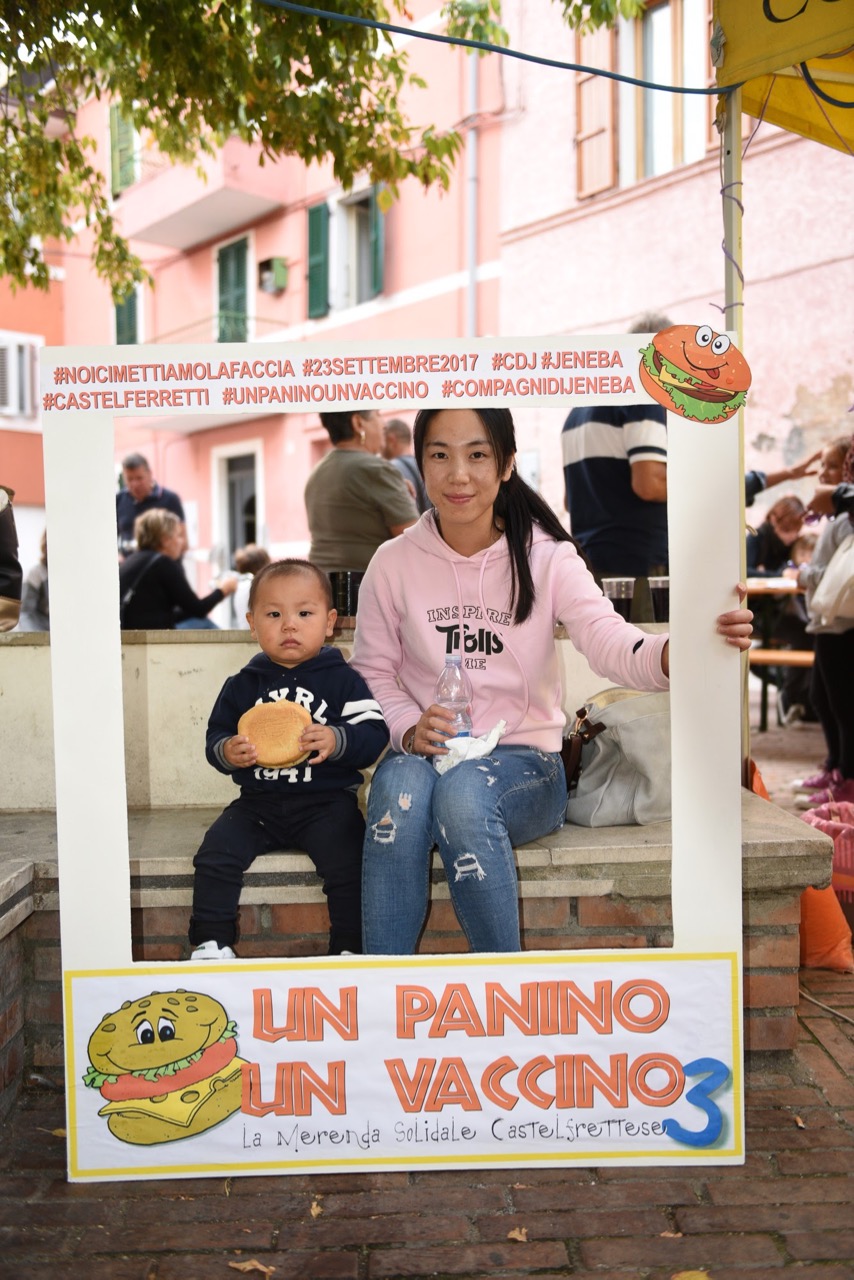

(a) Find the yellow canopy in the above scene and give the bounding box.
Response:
[714,2,854,156]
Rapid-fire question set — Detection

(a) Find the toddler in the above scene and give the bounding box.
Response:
[189,559,388,958]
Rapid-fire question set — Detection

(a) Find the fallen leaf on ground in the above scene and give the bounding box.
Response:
[228,1263,276,1276]
[507,1226,528,1242]
[310,1198,324,1218]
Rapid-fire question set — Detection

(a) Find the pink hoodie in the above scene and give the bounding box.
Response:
[351,513,669,753]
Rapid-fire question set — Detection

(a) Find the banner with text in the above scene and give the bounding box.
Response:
[66,953,742,1181]
[41,336,658,416]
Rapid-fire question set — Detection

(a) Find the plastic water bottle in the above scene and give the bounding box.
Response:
[435,655,473,738]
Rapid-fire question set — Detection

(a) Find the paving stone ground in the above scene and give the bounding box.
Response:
[2,987,853,1280]
[1,685,852,1279]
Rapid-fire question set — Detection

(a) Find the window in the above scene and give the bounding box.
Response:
[621,0,710,182]
[0,334,37,418]
[575,25,617,198]
[306,188,384,319]
[110,104,137,198]
[307,203,330,319]
[575,0,713,196]
[227,454,257,558]
[115,291,138,345]
[218,238,248,342]
[343,187,384,307]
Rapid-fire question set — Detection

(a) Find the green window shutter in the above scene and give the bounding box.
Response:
[110,105,136,197]
[307,203,330,318]
[115,291,138,345]
[218,239,248,342]
[369,187,384,298]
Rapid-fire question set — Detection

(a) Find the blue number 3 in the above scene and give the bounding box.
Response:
[663,1057,731,1148]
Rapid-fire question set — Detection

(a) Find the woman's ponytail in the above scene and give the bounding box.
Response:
[496,469,576,624]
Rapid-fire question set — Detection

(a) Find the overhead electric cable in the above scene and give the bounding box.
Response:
[258,0,742,97]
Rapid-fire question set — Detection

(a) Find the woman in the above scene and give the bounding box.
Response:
[746,494,806,576]
[119,509,237,629]
[794,434,854,806]
[305,409,418,571]
[0,484,22,631]
[351,407,753,954]
[19,531,49,631]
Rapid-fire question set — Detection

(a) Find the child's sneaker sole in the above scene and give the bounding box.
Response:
[189,940,236,960]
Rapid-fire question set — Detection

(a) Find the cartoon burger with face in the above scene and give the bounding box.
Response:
[83,989,246,1145]
[639,324,751,423]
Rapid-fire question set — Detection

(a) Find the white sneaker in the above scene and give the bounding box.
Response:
[190,940,236,960]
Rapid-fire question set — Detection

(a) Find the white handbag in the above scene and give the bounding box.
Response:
[809,531,854,624]
[562,687,671,827]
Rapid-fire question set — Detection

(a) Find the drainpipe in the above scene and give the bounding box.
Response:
[466,54,478,338]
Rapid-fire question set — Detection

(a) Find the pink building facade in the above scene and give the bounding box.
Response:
[2,1,852,580]
[497,0,854,519]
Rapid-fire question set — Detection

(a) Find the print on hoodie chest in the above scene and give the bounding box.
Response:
[428,604,511,666]
[257,684,329,723]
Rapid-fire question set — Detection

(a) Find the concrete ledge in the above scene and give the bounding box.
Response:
[0,790,836,1079]
[0,790,832,914]
[0,860,33,942]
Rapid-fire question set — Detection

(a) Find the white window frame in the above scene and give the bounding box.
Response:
[212,232,255,343]
[617,0,710,187]
[0,329,42,421]
[209,437,266,572]
[329,185,378,312]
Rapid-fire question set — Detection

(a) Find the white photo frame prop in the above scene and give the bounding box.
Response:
[39,335,745,1179]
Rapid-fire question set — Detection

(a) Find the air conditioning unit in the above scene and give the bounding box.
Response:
[0,337,38,418]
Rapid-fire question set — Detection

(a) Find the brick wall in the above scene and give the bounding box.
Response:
[16,884,806,1089]
[0,929,25,1121]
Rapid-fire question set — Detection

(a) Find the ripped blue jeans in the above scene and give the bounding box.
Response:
[362,746,567,954]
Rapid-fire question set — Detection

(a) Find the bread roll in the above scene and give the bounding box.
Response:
[237,701,312,767]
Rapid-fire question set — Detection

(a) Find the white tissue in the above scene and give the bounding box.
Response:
[433,719,508,774]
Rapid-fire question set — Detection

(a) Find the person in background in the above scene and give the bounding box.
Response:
[804,437,854,517]
[382,418,430,514]
[232,543,271,629]
[744,450,821,507]
[746,495,806,576]
[351,406,753,956]
[561,313,671,579]
[746,494,811,722]
[788,529,818,570]
[116,452,186,557]
[305,409,418,572]
[119,509,237,629]
[0,485,22,631]
[792,434,854,807]
[18,532,49,631]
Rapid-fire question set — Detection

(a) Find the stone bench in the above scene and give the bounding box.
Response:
[0,628,836,1119]
[0,788,834,1121]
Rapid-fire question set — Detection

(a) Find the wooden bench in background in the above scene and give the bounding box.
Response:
[749,647,814,732]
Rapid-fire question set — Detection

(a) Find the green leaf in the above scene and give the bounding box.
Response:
[1,0,632,293]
